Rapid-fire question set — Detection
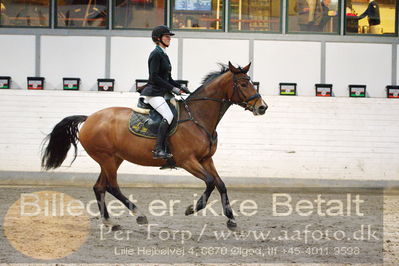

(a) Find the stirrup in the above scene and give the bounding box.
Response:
[152,149,172,159]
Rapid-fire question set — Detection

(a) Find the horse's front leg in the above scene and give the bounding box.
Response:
[182,158,216,215]
[202,158,237,230]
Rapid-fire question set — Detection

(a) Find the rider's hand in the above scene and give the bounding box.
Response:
[172,87,182,95]
[180,85,191,94]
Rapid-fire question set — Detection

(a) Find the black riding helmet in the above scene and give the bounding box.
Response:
[151,25,175,47]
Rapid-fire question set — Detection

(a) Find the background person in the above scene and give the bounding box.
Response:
[295,0,322,31]
[357,0,381,34]
[316,0,337,32]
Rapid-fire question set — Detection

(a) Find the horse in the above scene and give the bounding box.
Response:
[41,62,268,230]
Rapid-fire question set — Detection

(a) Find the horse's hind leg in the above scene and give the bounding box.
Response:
[93,170,120,230]
[104,157,148,225]
[182,158,216,215]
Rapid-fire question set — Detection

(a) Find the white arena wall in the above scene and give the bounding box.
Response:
[0,90,398,187]
[0,33,398,186]
[41,36,107,91]
[0,35,36,89]
[0,34,397,97]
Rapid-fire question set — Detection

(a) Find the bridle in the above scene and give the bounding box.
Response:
[178,71,261,150]
[231,74,261,112]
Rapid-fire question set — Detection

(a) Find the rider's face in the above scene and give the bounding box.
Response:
[160,34,171,47]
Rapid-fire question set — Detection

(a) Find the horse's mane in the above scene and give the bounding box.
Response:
[189,63,229,96]
[201,63,229,86]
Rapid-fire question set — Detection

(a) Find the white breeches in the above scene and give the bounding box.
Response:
[144,96,174,125]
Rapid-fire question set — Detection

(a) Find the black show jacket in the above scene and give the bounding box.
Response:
[140,46,181,97]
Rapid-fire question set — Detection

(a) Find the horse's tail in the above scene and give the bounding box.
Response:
[41,115,88,170]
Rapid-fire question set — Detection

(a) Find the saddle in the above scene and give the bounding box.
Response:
[129,97,179,170]
[128,97,179,139]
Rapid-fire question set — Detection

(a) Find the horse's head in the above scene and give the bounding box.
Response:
[227,62,268,115]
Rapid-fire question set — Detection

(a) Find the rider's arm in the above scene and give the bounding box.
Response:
[358,2,372,20]
[168,76,181,89]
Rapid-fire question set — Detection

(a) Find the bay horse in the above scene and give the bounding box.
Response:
[41,62,267,230]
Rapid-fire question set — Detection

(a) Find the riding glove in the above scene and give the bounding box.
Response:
[180,85,191,94]
[172,87,182,95]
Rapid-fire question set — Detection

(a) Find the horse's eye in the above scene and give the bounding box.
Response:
[241,83,247,87]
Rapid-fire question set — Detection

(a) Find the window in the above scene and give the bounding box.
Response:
[287,0,340,33]
[0,0,50,27]
[345,0,397,34]
[171,0,224,30]
[229,0,281,32]
[113,0,165,29]
[56,0,108,28]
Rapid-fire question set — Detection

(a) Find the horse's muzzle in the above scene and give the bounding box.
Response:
[256,104,268,115]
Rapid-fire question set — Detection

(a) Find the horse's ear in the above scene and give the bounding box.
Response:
[228,61,240,74]
[242,62,251,74]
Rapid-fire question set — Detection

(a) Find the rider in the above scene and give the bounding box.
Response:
[140,25,190,159]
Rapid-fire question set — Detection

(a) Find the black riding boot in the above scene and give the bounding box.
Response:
[153,119,172,159]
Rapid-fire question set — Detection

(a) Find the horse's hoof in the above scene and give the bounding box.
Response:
[185,205,194,216]
[227,219,237,231]
[111,224,122,231]
[103,219,121,231]
[136,215,148,225]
